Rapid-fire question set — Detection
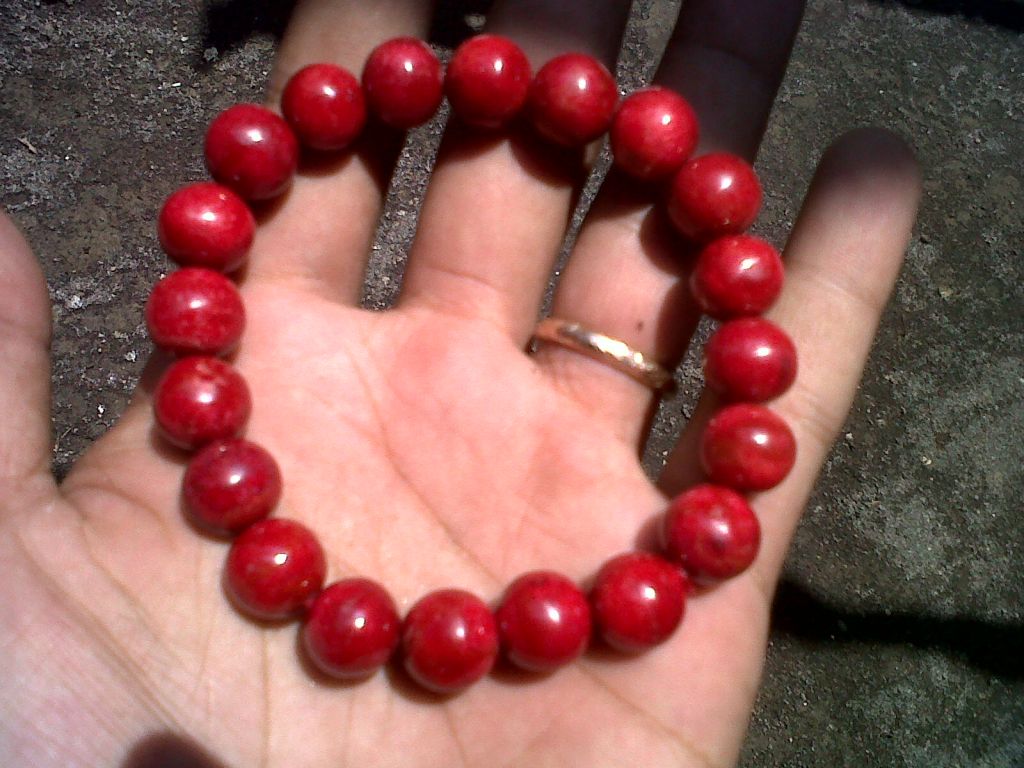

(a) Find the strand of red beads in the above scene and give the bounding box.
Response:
[147,34,797,694]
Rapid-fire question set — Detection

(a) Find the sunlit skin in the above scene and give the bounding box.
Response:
[0,2,920,767]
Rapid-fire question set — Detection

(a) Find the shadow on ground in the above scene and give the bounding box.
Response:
[197,0,496,69]
[870,0,1024,30]
[198,0,294,69]
[773,579,1024,681]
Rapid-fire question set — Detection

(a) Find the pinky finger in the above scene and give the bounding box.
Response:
[659,128,922,593]
[0,215,55,498]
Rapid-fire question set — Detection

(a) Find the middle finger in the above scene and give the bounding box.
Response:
[396,0,632,334]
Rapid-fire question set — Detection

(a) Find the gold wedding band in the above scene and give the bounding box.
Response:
[533,317,676,394]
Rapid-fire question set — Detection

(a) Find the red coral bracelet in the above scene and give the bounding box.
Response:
[146,33,797,695]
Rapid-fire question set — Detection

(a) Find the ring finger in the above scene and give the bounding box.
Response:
[534,0,805,445]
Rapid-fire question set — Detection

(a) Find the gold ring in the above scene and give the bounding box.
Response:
[533,317,676,394]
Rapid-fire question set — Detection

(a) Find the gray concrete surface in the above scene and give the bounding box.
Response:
[1,0,1021,765]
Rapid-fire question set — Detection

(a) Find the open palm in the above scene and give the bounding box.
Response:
[0,2,921,767]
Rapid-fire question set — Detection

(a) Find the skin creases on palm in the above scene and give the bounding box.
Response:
[4,281,767,768]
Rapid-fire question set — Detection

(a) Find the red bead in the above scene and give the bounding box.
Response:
[303,578,400,679]
[661,484,761,583]
[590,552,687,653]
[668,153,763,242]
[157,182,254,273]
[610,87,699,180]
[527,53,618,146]
[361,38,443,129]
[704,317,798,402]
[281,63,366,151]
[153,357,251,450]
[402,589,498,693]
[699,404,796,491]
[690,235,784,318]
[145,268,245,356]
[445,34,531,129]
[205,104,299,200]
[495,571,591,672]
[225,518,326,620]
[182,439,282,534]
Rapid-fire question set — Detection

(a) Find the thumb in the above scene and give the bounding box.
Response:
[0,213,54,494]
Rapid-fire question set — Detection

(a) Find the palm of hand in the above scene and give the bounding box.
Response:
[9,282,762,768]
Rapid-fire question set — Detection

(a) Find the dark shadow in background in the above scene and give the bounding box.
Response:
[773,579,1024,681]
[197,0,494,70]
[198,0,295,70]
[869,0,1024,31]
[430,0,495,48]
[196,0,1023,71]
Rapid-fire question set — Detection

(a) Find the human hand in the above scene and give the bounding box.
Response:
[0,1,920,766]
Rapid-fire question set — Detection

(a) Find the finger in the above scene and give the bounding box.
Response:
[660,128,922,593]
[246,0,434,302]
[0,214,56,497]
[536,0,805,445]
[397,0,631,336]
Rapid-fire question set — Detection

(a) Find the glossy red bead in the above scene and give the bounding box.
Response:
[205,103,299,200]
[281,63,366,151]
[704,317,798,402]
[402,589,498,693]
[362,37,443,129]
[527,53,618,146]
[495,571,591,672]
[157,182,254,273]
[690,235,784,318]
[661,484,761,583]
[668,153,763,242]
[445,34,531,129]
[225,518,326,620]
[153,357,251,450]
[182,439,282,534]
[610,87,699,180]
[591,552,687,653]
[303,578,400,679]
[145,267,245,356]
[700,404,796,491]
